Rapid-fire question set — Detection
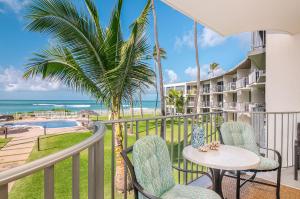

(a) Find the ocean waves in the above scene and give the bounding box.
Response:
[33,104,91,108]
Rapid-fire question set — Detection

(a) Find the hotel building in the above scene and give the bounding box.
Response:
[164,31,266,121]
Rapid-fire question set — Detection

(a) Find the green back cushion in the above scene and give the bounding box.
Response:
[220,122,259,154]
[133,135,175,197]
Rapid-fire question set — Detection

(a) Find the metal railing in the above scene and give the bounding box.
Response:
[1,111,300,199]
[236,102,250,112]
[251,31,266,51]
[200,101,210,107]
[211,85,224,93]
[224,82,236,91]
[236,77,249,89]
[201,87,210,94]
[249,70,265,85]
[0,122,106,199]
[223,102,237,110]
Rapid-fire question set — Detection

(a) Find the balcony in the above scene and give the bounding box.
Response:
[236,77,249,89]
[249,70,266,85]
[211,85,224,93]
[223,102,237,111]
[224,82,236,92]
[211,101,223,109]
[236,102,250,112]
[200,101,210,108]
[186,101,195,107]
[186,89,197,95]
[201,87,210,94]
[249,103,265,112]
[0,112,300,198]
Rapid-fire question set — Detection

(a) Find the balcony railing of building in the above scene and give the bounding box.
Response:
[236,102,250,112]
[223,102,237,110]
[200,87,210,94]
[251,31,266,51]
[1,111,300,198]
[224,82,236,92]
[186,101,195,107]
[211,101,223,109]
[236,77,249,89]
[200,101,210,107]
[249,70,266,85]
[249,103,266,112]
[211,85,224,93]
[186,89,197,95]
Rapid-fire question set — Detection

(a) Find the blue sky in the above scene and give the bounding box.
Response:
[0,0,250,100]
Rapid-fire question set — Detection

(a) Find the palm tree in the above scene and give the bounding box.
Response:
[138,82,144,118]
[167,89,185,114]
[152,47,167,116]
[194,21,201,113]
[210,62,219,77]
[24,0,154,191]
[151,0,166,137]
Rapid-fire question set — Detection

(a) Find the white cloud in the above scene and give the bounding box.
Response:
[165,69,178,83]
[0,67,61,92]
[184,67,197,78]
[0,0,30,13]
[174,30,194,50]
[200,27,226,48]
[185,64,225,80]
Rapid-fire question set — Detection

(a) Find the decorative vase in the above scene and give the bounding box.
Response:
[191,125,205,148]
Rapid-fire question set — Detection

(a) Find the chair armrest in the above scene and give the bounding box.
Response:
[258,146,282,166]
[172,166,213,181]
[133,182,161,199]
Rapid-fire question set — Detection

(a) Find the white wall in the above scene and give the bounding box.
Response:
[266,33,300,112]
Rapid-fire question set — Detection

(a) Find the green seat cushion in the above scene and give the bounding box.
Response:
[133,135,175,198]
[220,122,259,155]
[161,185,221,199]
[256,156,279,170]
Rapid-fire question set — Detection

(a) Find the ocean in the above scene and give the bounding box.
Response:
[0,100,160,114]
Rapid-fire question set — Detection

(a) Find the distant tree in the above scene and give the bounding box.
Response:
[167,89,185,114]
[152,47,167,116]
[210,62,219,77]
[194,21,201,113]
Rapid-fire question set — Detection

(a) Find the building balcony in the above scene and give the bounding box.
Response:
[224,82,236,92]
[200,101,210,108]
[211,85,224,93]
[186,90,197,95]
[223,102,237,111]
[186,101,195,107]
[200,87,210,94]
[0,112,299,198]
[249,103,265,112]
[249,70,266,85]
[211,101,223,109]
[236,102,250,112]
[236,77,249,89]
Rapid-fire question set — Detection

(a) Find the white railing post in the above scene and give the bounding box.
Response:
[72,154,80,199]
[88,146,95,199]
[95,139,104,199]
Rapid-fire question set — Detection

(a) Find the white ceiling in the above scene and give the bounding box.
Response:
[162,0,300,36]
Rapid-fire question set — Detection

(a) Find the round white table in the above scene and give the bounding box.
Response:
[183,145,260,198]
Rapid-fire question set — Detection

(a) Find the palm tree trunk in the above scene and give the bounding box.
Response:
[151,0,165,137]
[129,93,134,135]
[112,97,125,192]
[194,21,201,114]
[139,82,144,118]
[154,60,158,117]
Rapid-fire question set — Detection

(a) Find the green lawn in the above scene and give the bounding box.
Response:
[9,115,220,199]
[0,138,11,149]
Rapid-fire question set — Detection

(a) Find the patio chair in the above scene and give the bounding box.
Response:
[218,121,282,199]
[294,123,300,180]
[121,135,221,199]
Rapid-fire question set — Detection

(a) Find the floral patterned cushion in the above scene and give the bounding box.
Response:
[161,184,221,199]
[220,122,260,155]
[133,135,175,198]
[256,156,279,170]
